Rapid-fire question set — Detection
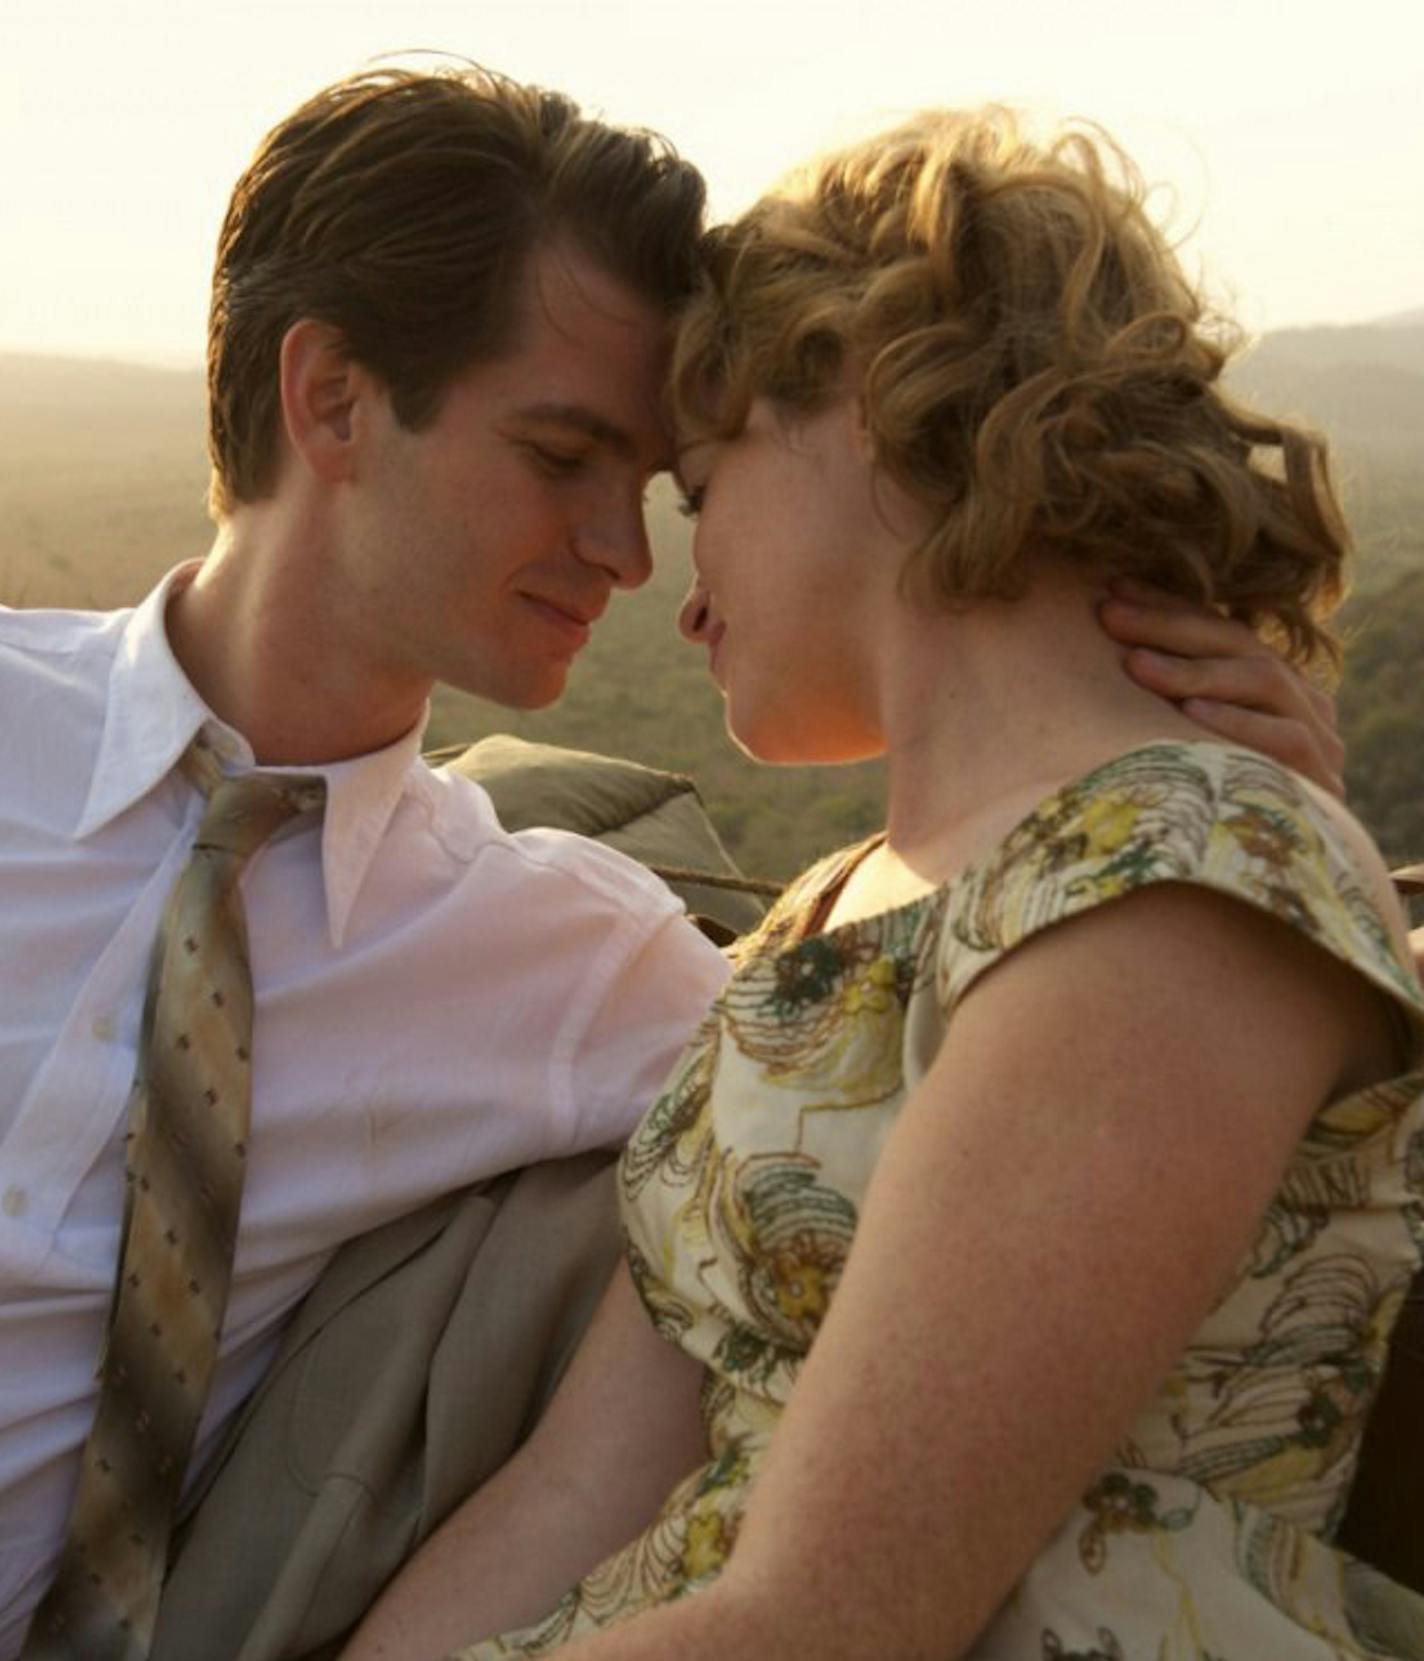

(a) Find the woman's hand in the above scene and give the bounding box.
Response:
[1100,577,1345,798]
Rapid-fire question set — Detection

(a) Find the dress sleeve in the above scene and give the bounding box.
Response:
[933,742,1424,1059]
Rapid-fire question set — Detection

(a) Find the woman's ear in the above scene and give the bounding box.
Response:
[278,319,367,486]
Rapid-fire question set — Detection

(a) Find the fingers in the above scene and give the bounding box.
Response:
[1171,698,1345,799]
[1118,644,1336,729]
[1101,585,1337,726]
[1101,574,1205,614]
[1100,583,1284,674]
[1175,699,1346,799]
[1099,579,1346,798]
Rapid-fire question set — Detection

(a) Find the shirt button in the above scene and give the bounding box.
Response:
[91,1013,116,1042]
[2,1187,27,1219]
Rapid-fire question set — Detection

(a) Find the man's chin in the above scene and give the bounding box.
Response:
[444,663,570,712]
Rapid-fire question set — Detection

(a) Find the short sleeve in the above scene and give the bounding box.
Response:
[934,742,1424,1055]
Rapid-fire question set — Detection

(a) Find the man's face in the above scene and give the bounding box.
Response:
[339,242,671,709]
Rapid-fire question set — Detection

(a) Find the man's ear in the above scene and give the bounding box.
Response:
[278,319,370,485]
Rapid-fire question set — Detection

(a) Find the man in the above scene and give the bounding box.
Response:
[0,67,731,1660]
[0,61,1357,1661]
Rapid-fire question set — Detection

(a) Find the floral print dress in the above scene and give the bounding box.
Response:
[453,741,1424,1661]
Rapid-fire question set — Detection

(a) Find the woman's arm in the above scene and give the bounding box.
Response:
[1100,577,1346,796]
[341,1263,706,1661]
[538,881,1396,1661]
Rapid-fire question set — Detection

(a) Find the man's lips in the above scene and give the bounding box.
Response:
[521,593,605,648]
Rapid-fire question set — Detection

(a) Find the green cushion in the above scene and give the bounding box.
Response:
[427,734,770,942]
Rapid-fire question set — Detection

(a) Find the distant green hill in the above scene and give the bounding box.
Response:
[1241,314,1424,380]
[1228,317,1424,597]
[2,315,1420,878]
[1340,565,1424,867]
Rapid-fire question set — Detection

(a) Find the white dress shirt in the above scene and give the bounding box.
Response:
[0,565,731,1657]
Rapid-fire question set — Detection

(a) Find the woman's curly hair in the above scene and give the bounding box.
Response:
[671,109,1347,669]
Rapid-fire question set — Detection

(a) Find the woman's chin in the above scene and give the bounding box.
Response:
[723,713,781,764]
[724,706,884,769]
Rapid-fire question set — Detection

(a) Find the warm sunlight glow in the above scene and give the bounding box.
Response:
[2,0,1421,366]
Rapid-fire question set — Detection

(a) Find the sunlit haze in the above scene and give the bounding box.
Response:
[3,0,1421,366]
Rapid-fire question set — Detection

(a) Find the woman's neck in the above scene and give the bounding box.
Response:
[873,566,1211,888]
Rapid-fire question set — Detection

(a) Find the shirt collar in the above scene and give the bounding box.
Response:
[75,562,430,950]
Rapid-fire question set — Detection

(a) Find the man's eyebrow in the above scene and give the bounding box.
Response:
[513,402,637,458]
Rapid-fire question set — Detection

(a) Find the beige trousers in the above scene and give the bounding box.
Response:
[150,1153,621,1661]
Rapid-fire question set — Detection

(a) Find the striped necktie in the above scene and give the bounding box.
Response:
[22,742,324,1660]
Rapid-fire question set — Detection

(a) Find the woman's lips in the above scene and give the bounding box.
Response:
[706,621,727,685]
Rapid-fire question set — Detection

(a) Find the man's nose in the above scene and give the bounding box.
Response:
[677,577,711,643]
[576,498,653,590]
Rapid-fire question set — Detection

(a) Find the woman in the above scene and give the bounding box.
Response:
[347,110,1424,1661]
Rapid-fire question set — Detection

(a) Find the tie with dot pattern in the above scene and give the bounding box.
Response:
[22,743,324,1661]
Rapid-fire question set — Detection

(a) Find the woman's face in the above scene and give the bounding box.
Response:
[675,395,917,764]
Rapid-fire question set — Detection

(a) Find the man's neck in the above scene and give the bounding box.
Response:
[166,514,431,767]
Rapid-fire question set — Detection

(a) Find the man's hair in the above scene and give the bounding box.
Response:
[672,109,1347,668]
[207,65,707,518]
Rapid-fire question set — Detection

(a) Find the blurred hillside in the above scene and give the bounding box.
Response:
[0,354,212,608]
[2,313,1421,876]
[1223,310,1424,865]
[1228,309,1424,602]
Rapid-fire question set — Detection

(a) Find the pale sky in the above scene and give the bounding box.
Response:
[3,0,1421,366]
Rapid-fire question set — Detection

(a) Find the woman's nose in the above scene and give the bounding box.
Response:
[677,577,711,643]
